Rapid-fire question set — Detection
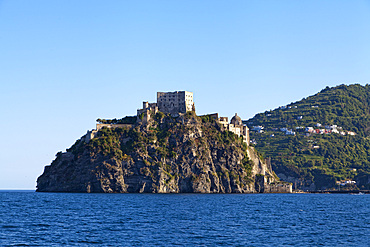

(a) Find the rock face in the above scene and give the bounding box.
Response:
[37,112,280,193]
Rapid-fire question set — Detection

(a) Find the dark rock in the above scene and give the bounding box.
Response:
[37,113,282,193]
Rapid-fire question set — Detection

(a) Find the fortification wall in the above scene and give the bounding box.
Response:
[84,130,98,143]
[264,183,293,193]
[96,124,133,130]
[255,174,293,193]
[84,124,133,143]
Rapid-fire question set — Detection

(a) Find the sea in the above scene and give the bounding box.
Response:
[0,191,369,246]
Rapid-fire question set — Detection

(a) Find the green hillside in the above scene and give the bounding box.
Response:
[245,84,370,190]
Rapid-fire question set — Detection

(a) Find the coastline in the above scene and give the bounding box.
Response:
[306,190,370,194]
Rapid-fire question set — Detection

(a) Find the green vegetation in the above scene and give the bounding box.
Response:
[87,127,126,159]
[68,112,252,182]
[96,116,137,124]
[246,84,370,189]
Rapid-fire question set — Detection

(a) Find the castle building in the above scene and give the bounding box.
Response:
[207,113,250,145]
[224,113,249,144]
[157,91,193,114]
[87,91,250,146]
[137,101,158,123]
[230,113,249,144]
[137,91,194,123]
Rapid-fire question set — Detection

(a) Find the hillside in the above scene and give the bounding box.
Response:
[245,84,370,190]
[37,112,281,193]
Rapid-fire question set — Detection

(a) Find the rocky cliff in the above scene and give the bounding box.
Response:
[37,112,279,193]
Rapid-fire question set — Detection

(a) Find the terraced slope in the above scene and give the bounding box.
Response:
[245,84,370,190]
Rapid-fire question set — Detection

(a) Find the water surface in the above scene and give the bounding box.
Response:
[1,192,369,246]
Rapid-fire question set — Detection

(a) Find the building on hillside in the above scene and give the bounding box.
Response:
[213,113,250,145]
[157,91,194,114]
[252,126,264,132]
[137,101,159,123]
[285,130,296,135]
[137,91,194,123]
[331,129,339,134]
[305,127,314,132]
[281,127,295,135]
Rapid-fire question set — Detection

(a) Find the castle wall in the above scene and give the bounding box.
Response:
[245,127,250,144]
[84,124,133,143]
[255,174,293,193]
[228,124,241,136]
[219,117,228,123]
[84,130,98,143]
[96,124,133,130]
[137,102,158,123]
[264,183,293,193]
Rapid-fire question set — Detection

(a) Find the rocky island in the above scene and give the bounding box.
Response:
[37,91,292,193]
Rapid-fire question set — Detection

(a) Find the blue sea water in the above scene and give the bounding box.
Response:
[0,192,369,246]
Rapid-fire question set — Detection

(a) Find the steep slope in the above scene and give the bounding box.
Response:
[245,84,370,190]
[37,112,277,193]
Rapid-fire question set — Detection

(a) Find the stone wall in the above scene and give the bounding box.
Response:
[96,124,133,130]
[264,183,293,193]
[84,124,133,143]
[84,130,98,143]
[255,174,293,193]
[137,105,158,124]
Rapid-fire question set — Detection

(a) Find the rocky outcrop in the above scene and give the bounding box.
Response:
[37,112,286,193]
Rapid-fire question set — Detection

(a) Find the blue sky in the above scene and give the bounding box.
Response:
[1,0,369,189]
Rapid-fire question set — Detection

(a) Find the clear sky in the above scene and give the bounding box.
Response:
[1,0,369,189]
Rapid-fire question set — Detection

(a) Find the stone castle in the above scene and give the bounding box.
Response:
[136,91,194,123]
[86,91,249,145]
[136,91,249,144]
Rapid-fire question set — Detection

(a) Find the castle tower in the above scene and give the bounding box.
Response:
[157,91,193,114]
